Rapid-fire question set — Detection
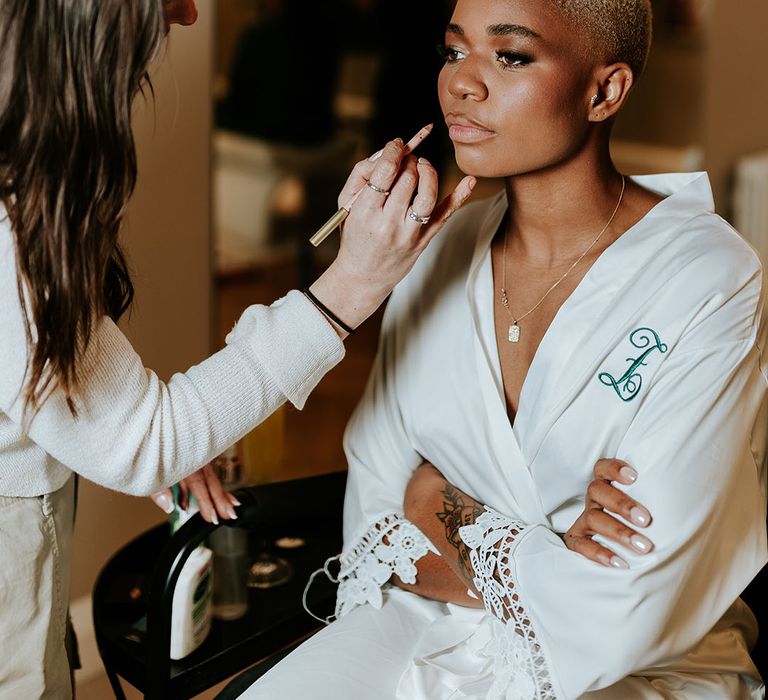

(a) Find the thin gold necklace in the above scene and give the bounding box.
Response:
[500,175,626,343]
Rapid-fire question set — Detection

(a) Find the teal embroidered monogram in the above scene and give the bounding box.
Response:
[599,328,668,402]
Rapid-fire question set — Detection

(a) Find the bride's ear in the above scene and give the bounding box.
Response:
[588,64,634,122]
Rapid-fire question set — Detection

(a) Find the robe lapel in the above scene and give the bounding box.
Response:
[515,172,717,465]
[465,194,549,524]
[462,173,715,520]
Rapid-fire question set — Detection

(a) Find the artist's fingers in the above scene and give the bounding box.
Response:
[178,480,190,511]
[337,155,380,208]
[183,469,218,524]
[384,155,420,220]
[201,463,238,521]
[355,138,407,211]
[583,507,654,555]
[564,529,629,569]
[420,176,476,244]
[150,488,175,514]
[203,464,237,520]
[336,123,432,209]
[402,158,440,232]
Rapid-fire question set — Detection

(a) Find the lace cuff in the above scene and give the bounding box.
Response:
[459,508,558,700]
[335,513,437,618]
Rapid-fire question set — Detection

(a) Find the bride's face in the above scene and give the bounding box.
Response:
[438,0,597,179]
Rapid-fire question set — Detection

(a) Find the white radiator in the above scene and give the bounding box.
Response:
[734,150,768,265]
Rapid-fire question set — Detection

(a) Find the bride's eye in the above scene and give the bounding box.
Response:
[437,43,466,64]
[496,50,532,69]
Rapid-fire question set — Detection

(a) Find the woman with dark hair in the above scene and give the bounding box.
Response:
[0,1,475,695]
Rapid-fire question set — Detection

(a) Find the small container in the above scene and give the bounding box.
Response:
[211,445,243,489]
[209,527,249,620]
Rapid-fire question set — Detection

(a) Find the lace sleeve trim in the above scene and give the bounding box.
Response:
[459,508,558,700]
[335,513,437,618]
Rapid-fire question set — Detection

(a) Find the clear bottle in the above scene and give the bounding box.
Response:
[209,446,249,620]
[209,526,248,620]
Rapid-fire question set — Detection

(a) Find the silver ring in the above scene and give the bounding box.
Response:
[366,181,390,195]
[408,207,430,225]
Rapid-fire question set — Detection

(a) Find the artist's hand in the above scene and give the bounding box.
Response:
[150,463,240,525]
[310,138,475,333]
[563,459,654,569]
[336,142,476,299]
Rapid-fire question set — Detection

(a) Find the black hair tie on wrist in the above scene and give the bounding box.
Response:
[302,288,356,335]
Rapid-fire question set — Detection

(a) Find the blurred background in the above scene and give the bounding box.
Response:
[75,1,768,695]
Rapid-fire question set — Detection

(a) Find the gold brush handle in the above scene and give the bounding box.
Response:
[309,206,350,248]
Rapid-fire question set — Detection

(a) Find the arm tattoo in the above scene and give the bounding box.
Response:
[435,484,484,586]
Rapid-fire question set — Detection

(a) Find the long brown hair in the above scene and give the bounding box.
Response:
[0,0,166,414]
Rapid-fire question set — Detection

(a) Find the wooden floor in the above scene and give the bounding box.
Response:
[215,260,384,483]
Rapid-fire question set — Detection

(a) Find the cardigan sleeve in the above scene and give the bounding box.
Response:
[0,225,345,496]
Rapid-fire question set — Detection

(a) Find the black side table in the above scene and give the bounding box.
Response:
[92,471,346,699]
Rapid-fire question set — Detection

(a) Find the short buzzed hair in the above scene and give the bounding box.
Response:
[550,0,653,79]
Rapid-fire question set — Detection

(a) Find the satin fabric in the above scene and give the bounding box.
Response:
[244,590,761,699]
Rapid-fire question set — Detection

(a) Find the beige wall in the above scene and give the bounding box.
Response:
[615,1,768,214]
[703,1,768,213]
[613,39,705,148]
[71,4,213,600]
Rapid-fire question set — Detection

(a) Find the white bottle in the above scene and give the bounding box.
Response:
[170,545,214,660]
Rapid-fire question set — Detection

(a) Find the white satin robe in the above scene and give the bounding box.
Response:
[244,172,768,700]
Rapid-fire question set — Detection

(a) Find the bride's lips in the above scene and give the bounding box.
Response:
[445,114,496,144]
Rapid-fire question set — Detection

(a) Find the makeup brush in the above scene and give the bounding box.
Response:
[309,124,434,247]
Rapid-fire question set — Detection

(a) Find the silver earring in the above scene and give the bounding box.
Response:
[590,94,598,106]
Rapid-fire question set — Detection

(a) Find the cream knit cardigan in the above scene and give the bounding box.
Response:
[0,207,345,497]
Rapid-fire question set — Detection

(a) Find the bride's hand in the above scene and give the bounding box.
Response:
[310,137,476,333]
[563,459,654,569]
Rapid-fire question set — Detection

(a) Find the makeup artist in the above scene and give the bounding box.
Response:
[0,1,475,696]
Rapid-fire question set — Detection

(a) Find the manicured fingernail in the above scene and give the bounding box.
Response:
[368,149,383,162]
[418,157,429,165]
[211,513,219,525]
[228,507,238,520]
[230,496,241,506]
[630,506,650,527]
[156,493,174,514]
[394,137,404,146]
[610,556,629,569]
[619,466,638,483]
[631,534,652,553]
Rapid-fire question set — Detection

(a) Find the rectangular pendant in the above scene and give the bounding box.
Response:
[508,324,521,343]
